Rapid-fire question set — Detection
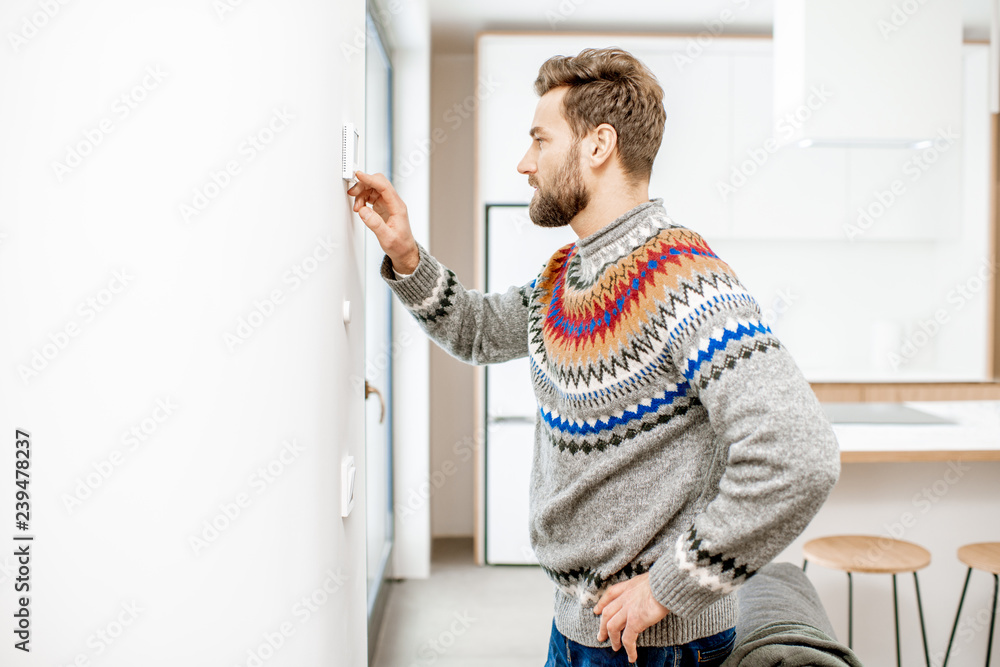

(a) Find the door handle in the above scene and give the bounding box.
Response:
[365,380,385,424]
[487,415,536,424]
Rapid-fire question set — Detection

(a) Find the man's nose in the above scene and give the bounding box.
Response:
[517,147,535,175]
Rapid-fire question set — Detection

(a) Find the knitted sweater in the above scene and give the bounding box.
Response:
[380,198,840,648]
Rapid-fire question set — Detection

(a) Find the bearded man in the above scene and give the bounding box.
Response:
[348,46,840,667]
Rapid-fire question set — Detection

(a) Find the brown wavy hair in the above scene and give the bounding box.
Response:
[534,47,666,184]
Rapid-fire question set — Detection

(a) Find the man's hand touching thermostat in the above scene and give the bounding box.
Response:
[348,171,420,275]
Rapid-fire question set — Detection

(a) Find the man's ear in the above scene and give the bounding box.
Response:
[585,123,618,169]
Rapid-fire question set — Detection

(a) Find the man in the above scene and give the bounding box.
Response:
[348,47,840,667]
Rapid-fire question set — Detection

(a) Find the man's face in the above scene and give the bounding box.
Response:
[517,87,590,228]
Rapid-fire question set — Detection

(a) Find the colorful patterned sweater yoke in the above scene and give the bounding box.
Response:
[380,198,840,648]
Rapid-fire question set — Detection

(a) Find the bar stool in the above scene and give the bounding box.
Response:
[943,542,1000,667]
[802,535,931,667]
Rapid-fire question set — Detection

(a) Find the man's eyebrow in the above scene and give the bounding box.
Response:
[529,127,547,138]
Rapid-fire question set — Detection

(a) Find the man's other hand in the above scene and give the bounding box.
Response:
[347,171,420,274]
[592,572,670,663]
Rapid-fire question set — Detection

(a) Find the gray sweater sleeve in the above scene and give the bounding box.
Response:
[379,239,533,365]
[646,293,841,618]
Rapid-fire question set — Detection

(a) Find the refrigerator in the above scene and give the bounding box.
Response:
[484,204,576,564]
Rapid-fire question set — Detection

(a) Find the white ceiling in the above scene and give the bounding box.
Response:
[429,0,993,53]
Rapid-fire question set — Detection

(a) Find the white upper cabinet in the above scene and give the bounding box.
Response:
[773,0,963,146]
[843,141,963,241]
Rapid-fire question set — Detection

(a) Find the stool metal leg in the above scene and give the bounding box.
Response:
[802,559,808,573]
[987,573,998,667]
[893,574,902,667]
[914,572,930,667]
[847,571,854,649]
[943,567,973,667]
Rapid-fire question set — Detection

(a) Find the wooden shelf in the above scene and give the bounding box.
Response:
[841,449,1000,463]
[813,383,1000,403]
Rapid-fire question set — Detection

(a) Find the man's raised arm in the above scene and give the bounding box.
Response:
[349,171,533,365]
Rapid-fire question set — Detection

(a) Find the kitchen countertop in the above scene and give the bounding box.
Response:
[826,401,1000,462]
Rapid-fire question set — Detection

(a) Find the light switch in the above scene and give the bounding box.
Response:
[341,455,356,517]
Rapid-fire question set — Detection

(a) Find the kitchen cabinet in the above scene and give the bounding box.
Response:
[844,143,963,241]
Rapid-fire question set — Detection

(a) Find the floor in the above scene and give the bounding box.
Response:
[371,537,555,667]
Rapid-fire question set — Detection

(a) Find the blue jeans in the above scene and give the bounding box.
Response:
[544,619,736,667]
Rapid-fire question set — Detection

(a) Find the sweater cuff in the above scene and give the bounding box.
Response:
[379,241,441,307]
[647,537,725,619]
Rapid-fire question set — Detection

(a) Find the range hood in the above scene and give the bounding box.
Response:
[773,0,964,148]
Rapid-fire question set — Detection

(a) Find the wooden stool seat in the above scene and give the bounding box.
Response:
[958,542,1000,575]
[803,535,932,574]
[803,534,932,667]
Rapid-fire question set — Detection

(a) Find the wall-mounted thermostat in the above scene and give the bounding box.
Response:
[342,123,360,183]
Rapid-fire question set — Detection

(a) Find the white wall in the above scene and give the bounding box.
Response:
[0,1,371,664]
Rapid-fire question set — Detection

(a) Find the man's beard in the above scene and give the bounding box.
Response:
[528,141,590,228]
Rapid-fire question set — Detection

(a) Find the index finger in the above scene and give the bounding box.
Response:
[593,584,619,612]
[354,171,405,217]
[354,171,399,200]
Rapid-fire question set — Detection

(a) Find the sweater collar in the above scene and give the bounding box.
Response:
[573,198,672,274]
